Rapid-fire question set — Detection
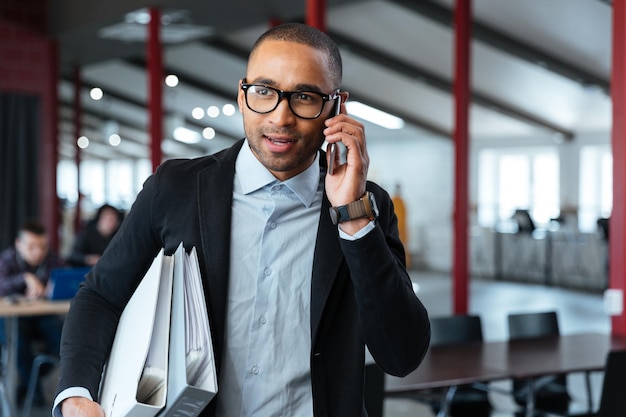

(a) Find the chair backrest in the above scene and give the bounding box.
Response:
[597,350,626,417]
[430,315,483,347]
[507,311,560,340]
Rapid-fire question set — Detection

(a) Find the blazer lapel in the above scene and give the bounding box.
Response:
[310,189,345,343]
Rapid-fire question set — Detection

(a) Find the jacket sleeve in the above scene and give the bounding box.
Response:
[56,169,164,400]
[340,183,430,377]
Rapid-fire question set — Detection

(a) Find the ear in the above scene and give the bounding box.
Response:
[339,90,350,105]
[237,80,246,114]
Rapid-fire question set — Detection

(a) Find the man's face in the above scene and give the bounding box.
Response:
[15,231,49,267]
[238,40,337,181]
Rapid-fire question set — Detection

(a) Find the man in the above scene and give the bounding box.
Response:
[55,23,430,417]
[0,221,65,403]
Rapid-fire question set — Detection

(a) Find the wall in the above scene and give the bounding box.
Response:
[368,135,454,271]
[0,1,59,248]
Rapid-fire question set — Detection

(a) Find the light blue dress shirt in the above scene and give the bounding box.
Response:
[215,141,323,417]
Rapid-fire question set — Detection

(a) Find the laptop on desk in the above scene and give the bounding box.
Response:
[47,267,91,300]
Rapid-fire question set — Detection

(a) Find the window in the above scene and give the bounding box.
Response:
[579,145,612,232]
[57,159,152,211]
[477,148,559,228]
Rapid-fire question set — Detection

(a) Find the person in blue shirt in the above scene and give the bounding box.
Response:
[55,22,430,417]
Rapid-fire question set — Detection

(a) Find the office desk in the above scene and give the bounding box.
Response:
[385,333,626,417]
[0,299,71,416]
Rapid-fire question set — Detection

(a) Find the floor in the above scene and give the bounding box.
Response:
[384,270,610,417]
[28,270,610,417]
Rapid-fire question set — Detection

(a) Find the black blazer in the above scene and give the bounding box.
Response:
[57,139,430,417]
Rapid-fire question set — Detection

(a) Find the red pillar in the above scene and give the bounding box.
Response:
[610,0,626,336]
[41,40,60,249]
[306,0,326,32]
[452,0,471,315]
[73,66,83,232]
[148,8,163,172]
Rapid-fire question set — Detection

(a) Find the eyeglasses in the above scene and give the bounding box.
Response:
[241,80,340,119]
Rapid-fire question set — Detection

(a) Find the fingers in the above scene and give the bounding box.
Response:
[324,114,365,147]
[324,114,370,205]
[324,114,369,175]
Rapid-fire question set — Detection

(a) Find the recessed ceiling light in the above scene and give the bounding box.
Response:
[345,102,405,130]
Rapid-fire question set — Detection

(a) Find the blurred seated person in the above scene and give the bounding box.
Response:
[0,221,65,404]
[511,209,536,234]
[66,204,123,267]
[597,217,609,242]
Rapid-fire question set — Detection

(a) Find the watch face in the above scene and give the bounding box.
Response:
[369,192,380,217]
[329,207,339,225]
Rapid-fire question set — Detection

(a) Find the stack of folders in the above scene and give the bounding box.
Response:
[99,244,217,417]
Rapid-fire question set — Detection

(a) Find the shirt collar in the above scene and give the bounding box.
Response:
[236,140,321,207]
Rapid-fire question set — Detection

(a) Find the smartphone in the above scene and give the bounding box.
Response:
[327,97,342,175]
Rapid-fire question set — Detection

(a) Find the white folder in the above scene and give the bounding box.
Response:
[99,248,174,417]
[160,246,217,417]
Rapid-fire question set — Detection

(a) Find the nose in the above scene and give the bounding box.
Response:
[268,97,296,126]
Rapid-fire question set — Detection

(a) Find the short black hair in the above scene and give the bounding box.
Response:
[250,22,342,88]
[18,220,46,237]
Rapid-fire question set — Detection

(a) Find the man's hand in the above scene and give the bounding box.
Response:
[61,397,105,417]
[23,272,45,300]
[323,102,369,207]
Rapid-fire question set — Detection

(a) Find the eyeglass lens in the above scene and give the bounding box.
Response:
[245,85,327,119]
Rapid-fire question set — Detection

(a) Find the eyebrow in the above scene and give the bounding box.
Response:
[247,78,323,93]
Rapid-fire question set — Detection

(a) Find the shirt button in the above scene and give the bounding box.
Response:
[252,366,260,375]
[270,222,277,229]
[259,315,267,325]
[264,268,271,276]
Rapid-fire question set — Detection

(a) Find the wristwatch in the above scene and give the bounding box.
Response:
[329,191,379,225]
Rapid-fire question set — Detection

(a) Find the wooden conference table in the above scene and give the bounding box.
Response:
[0,298,71,416]
[385,333,626,417]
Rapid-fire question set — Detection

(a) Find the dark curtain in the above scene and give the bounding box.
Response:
[0,92,41,250]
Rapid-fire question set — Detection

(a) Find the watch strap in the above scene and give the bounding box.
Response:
[329,192,376,225]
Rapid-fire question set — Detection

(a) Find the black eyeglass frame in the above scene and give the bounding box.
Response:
[240,79,340,120]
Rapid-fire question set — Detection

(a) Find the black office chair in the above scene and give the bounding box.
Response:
[508,311,571,415]
[21,353,59,417]
[426,315,492,417]
[595,350,626,417]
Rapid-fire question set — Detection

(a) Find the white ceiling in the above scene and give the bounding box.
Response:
[52,0,614,162]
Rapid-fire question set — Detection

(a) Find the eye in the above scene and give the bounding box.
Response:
[292,92,320,105]
[251,85,275,97]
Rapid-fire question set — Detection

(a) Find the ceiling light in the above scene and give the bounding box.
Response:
[165,74,179,87]
[207,106,220,118]
[90,88,103,101]
[173,126,200,144]
[77,136,89,148]
[222,104,236,116]
[100,8,213,44]
[109,134,121,146]
[191,107,205,120]
[202,127,216,140]
[345,102,405,130]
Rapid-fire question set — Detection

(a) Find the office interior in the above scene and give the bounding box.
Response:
[1,0,626,414]
[1,0,622,320]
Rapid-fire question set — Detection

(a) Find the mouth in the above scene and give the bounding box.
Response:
[264,134,296,146]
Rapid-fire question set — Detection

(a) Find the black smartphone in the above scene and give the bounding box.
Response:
[327,97,341,175]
